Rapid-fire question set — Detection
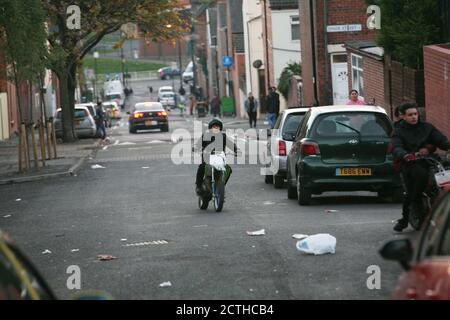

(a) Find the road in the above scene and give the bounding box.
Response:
[0,78,406,300]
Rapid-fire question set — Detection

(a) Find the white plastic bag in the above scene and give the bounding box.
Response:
[296,234,336,255]
[209,153,227,171]
[434,164,450,187]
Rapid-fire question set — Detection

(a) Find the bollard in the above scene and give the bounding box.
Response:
[50,120,57,159]
[46,120,53,159]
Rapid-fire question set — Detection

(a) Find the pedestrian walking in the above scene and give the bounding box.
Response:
[266,86,280,129]
[210,95,221,118]
[244,92,258,128]
[95,102,107,140]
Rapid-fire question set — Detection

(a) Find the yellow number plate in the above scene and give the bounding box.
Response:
[336,168,372,176]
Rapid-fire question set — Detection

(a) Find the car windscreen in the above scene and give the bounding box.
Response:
[282,113,305,141]
[106,94,122,100]
[312,112,392,138]
[162,94,174,98]
[135,105,163,111]
[74,109,88,119]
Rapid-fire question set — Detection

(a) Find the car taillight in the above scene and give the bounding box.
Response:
[133,112,144,118]
[157,111,168,117]
[301,142,320,156]
[278,140,287,156]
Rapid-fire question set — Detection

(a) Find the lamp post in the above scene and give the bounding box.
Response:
[93,51,99,102]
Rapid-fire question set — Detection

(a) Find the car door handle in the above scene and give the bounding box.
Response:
[406,288,417,299]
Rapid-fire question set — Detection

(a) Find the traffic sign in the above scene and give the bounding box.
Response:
[222,56,233,68]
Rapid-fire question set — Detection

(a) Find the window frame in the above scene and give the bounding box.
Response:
[290,15,300,41]
[351,53,364,98]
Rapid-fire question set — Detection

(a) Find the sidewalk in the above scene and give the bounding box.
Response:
[0,136,100,185]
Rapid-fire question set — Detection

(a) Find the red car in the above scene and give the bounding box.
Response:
[128,102,169,133]
[380,188,450,300]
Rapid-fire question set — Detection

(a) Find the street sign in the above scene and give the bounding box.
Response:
[222,56,233,68]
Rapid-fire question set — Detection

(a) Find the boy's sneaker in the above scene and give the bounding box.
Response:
[393,218,408,232]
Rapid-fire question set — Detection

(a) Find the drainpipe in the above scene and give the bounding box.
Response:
[263,0,271,89]
[310,0,319,105]
[323,0,330,105]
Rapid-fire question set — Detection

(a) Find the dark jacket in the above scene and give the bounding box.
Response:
[95,107,105,125]
[195,132,238,157]
[266,92,280,114]
[392,120,450,161]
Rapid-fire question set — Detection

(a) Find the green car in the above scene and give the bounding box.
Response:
[286,105,402,205]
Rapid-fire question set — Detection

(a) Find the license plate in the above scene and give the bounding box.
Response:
[336,168,372,176]
[145,120,156,126]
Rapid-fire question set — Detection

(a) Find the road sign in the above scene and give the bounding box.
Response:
[222,56,233,68]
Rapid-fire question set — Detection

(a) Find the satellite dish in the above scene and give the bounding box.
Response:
[253,60,263,69]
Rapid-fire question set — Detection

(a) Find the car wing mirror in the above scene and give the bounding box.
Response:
[379,238,413,270]
[267,128,272,137]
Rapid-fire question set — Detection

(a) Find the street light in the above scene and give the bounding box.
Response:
[93,51,99,102]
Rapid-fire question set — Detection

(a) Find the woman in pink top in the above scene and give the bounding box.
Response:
[346,89,365,105]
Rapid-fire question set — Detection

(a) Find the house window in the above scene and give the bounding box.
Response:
[351,54,364,97]
[291,16,300,41]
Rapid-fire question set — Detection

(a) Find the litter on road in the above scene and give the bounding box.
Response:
[91,164,106,169]
[120,239,128,242]
[263,201,275,205]
[247,229,265,236]
[97,254,117,261]
[15,198,21,202]
[71,249,80,252]
[42,249,52,254]
[325,209,340,213]
[292,234,309,240]
[3,215,11,218]
[193,225,208,228]
[296,234,337,255]
[142,167,150,169]
[159,281,172,287]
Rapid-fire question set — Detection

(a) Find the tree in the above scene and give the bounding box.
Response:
[366,0,444,69]
[277,62,301,101]
[0,0,48,121]
[42,0,187,142]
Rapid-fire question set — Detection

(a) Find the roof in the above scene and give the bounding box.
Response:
[269,0,299,10]
[310,105,388,115]
[283,107,311,115]
[345,40,378,50]
[134,102,164,109]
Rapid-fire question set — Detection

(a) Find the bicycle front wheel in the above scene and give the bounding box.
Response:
[213,177,225,212]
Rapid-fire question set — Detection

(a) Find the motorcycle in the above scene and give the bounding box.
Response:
[406,153,450,230]
[198,152,233,212]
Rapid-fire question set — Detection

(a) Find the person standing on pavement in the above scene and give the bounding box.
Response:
[244,92,258,128]
[95,102,107,140]
[189,95,197,116]
[210,95,221,118]
[266,86,280,129]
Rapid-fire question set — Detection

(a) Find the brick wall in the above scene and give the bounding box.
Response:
[424,44,450,136]
[299,0,376,106]
[362,56,386,109]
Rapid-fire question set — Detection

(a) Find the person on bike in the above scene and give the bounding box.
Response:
[391,102,450,232]
[194,118,239,196]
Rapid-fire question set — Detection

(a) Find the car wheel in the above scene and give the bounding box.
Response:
[296,173,311,205]
[273,175,284,189]
[161,125,169,132]
[129,127,137,134]
[164,75,170,80]
[287,176,297,199]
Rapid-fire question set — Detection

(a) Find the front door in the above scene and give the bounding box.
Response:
[331,54,348,105]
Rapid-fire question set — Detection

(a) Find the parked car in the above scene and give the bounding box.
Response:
[380,188,450,300]
[102,101,121,119]
[158,67,181,80]
[159,92,177,109]
[0,229,112,300]
[182,61,193,83]
[76,102,97,119]
[264,107,310,188]
[54,106,97,138]
[286,105,402,205]
[128,102,169,133]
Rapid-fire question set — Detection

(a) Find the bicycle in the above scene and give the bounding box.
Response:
[197,151,234,212]
[404,152,450,230]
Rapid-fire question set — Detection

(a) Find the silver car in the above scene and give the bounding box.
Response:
[54,106,97,138]
[264,107,310,188]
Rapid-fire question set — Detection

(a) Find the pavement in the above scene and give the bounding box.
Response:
[0,135,101,185]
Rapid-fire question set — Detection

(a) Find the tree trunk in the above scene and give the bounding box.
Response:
[58,71,75,142]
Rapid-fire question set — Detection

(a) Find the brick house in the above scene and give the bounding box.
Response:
[298,0,376,106]
[424,43,450,136]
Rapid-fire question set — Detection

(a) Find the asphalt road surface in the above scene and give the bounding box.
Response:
[0,79,407,300]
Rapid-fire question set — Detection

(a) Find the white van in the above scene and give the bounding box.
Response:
[182,61,193,83]
[103,80,125,108]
